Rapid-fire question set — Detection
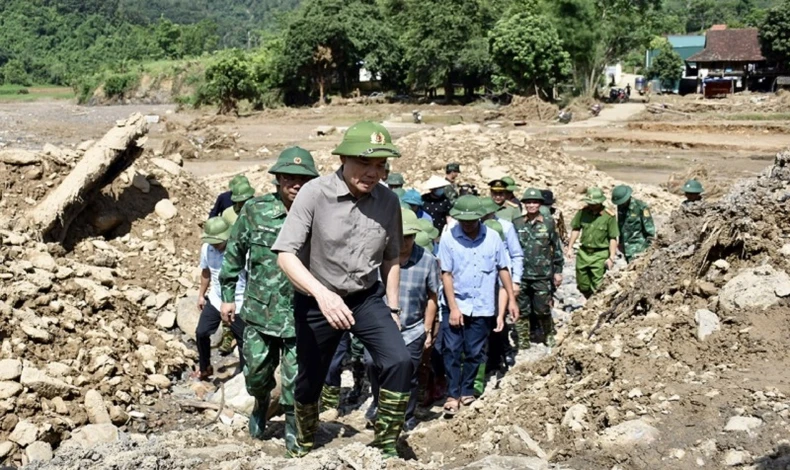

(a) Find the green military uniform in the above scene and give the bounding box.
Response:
[489,179,521,222]
[516,188,563,347]
[571,188,619,298]
[219,147,319,453]
[612,185,655,263]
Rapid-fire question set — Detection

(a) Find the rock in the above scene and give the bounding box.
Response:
[0,381,22,399]
[167,153,184,166]
[156,310,176,329]
[210,373,254,415]
[73,278,112,308]
[66,423,119,448]
[724,416,763,433]
[8,419,38,446]
[724,450,749,466]
[561,404,588,432]
[0,441,13,459]
[155,199,178,220]
[20,366,77,398]
[29,252,57,272]
[176,294,200,340]
[780,244,790,257]
[77,140,95,152]
[109,406,129,426]
[155,292,173,309]
[132,173,151,193]
[598,419,660,449]
[695,309,721,341]
[0,149,40,165]
[463,455,548,470]
[84,389,112,424]
[146,374,171,389]
[0,359,22,381]
[695,281,718,298]
[51,397,69,415]
[91,213,124,235]
[25,441,53,462]
[124,286,152,304]
[151,158,182,176]
[21,321,51,343]
[713,259,730,271]
[719,265,790,311]
[43,143,62,157]
[314,126,336,136]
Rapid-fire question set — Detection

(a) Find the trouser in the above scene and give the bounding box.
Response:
[515,279,553,344]
[576,247,609,298]
[365,334,424,423]
[440,308,492,399]
[294,283,412,404]
[324,333,366,388]
[196,303,246,372]
[242,327,297,404]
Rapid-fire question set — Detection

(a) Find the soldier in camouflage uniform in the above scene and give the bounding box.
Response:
[611,185,655,263]
[516,188,564,347]
[444,163,461,203]
[219,147,319,451]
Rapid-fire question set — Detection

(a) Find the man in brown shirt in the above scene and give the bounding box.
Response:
[272,121,412,459]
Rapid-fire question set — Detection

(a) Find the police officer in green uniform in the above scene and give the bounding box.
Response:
[611,185,655,263]
[516,188,563,347]
[489,179,521,222]
[682,179,704,204]
[219,147,319,452]
[566,188,619,298]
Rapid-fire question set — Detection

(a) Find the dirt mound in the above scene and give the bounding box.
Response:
[504,95,560,122]
[408,154,790,469]
[161,118,244,160]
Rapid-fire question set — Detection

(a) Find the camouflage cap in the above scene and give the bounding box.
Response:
[332,121,401,158]
[268,146,319,178]
[387,172,405,186]
[682,179,703,194]
[520,187,545,202]
[450,195,484,221]
[446,162,461,173]
[231,181,255,202]
[202,217,232,244]
[611,185,633,206]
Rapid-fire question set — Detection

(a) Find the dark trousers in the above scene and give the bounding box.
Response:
[325,332,351,387]
[294,283,413,404]
[196,302,246,372]
[365,334,425,422]
[440,307,492,399]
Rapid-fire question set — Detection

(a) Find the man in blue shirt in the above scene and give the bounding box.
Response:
[438,196,519,417]
[209,175,249,218]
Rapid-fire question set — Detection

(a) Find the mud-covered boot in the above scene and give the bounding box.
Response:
[283,405,298,456]
[286,401,319,458]
[218,325,234,355]
[473,363,486,397]
[370,389,410,459]
[541,316,556,347]
[319,385,340,413]
[249,394,270,440]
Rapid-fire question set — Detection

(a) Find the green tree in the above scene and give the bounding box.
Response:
[199,49,257,114]
[647,40,683,89]
[760,1,790,65]
[489,12,571,96]
[3,59,31,86]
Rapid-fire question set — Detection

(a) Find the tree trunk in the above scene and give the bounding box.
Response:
[28,114,148,243]
[318,76,325,104]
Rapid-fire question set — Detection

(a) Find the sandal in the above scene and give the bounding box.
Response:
[189,366,213,381]
[460,396,476,406]
[443,398,460,418]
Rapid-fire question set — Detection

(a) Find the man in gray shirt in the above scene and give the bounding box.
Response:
[272,121,412,459]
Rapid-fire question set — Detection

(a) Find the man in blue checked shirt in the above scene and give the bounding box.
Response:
[364,209,440,432]
[438,196,519,417]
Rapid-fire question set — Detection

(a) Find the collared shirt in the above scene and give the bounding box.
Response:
[497,217,524,283]
[416,208,434,224]
[399,245,440,345]
[209,191,233,218]
[272,168,403,297]
[438,223,509,317]
[199,244,246,311]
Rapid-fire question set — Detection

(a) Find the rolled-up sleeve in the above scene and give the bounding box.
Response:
[494,237,510,271]
[272,182,317,254]
[438,238,454,273]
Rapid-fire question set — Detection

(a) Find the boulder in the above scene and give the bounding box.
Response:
[29,252,57,272]
[724,449,750,466]
[155,199,178,220]
[210,373,254,415]
[155,292,173,309]
[719,265,790,311]
[0,149,40,165]
[0,441,13,459]
[132,174,151,193]
[724,416,763,433]
[65,424,119,449]
[176,294,200,341]
[561,404,588,432]
[20,366,77,398]
[597,419,660,449]
[73,278,113,308]
[25,441,53,462]
[0,359,22,381]
[694,309,721,341]
[8,419,39,446]
[0,381,22,399]
[156,310,176,329]
[84,389,112,424]
[146,374,171,389]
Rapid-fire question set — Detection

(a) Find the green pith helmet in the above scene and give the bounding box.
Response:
[682,179,704,194]
[416,218,439,239]
[501,176,519,192]
[268,146,319,177]
[229,174,249,190]
[479,197,500,215]
[401,208,421,235]
[222,206,239,225]
[202,217,232,244]
[521,187,545,202]
[611,185,633,206]
[583,187,607,206]
[393,187,406,198]
[450,195,484,221]
[231,181,255,202]
[483,219,505,240]
[332,121,401,158]
[415,231,434,251]
[387,172,405,186]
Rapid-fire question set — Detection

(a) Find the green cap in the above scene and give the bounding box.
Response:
[479,197,500,216]
[521,187,545,202]
[682,179,703,194]
[229,175,249,190]
[268,147,319,177]
[402,208,421,236]
[446,162,461,173]
[202,217,232,244]
[416,218,439,239]
[501,176,519,192]
[231,181,255,202]
[483,219,505,240]
[387,172,405,186]
[611,185,632,206]
[450,195,484,221]
[583,187,607,205]
[415,231,434,251]
[332,121,401,158]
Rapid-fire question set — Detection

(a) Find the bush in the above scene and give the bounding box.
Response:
[103,72,140,98]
